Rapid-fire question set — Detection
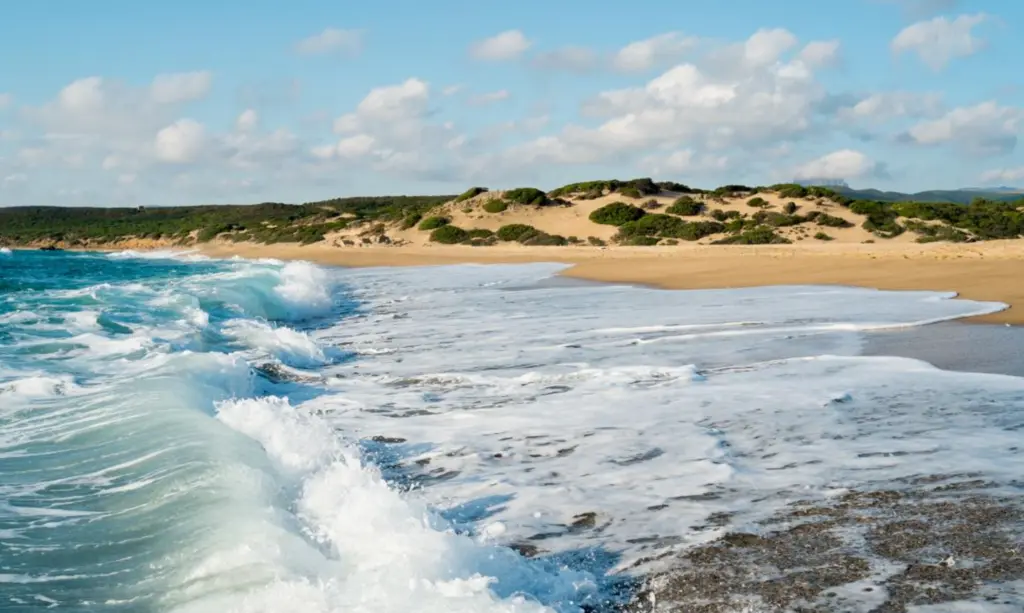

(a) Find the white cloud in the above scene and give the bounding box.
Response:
[838,91,944,122]
[154,118,206,163]
[793,149,880,180]
[469,30,531,61]
[980,167,1024,184]
[903,101,1022,154]
[295,28,362,55]
[149,71,212,104]
[612,32,698,73]
[0,93,12,110]
[354,78,429,121]
[335,134,377,158]
[236,109,258,131]
[442,85,463,96]
[467,89,511,106]
[798,40,841,68]
[506,28,830,170]
[532,46,600,72]
[3,173,27,185]
[891,13,987,70]
[743,28,798,65]
[640,149,730,175]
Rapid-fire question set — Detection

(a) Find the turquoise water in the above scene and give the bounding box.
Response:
[0,251,354,611]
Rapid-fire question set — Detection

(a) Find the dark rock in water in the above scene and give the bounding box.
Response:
[631,479,1024,612]
[509,542,543,557]
[253,362,318,384]
[570,512,598,531]
[369,435,407,444]
[39,245,62,251]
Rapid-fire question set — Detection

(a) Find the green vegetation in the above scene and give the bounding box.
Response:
[496,224,540,242]
[813,213,854,228]
[455,187,489,202]
[621,236,661,246]
[714,184,755,196]
[713,226,791,245]
[666,196,703,216]
[848,201,904,238]
[710,209,741,222]
[549,177,660,199]
[747,197,770,208]
[656,181,704,194]
[752,211,804,227]
[783,202,799,214]
[466,228,494,239]
[589,202,647,226]
[614,214,725,242]
[0,196,454,246]
[430,225,470,244]
[503,187,549,206]
[814,232,834,241]
[399,213,423,230]
[418,216,450,231]
[483,200,509,213]
[587,236,606,246]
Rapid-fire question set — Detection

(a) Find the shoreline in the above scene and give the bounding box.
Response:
[194,241,1024,325]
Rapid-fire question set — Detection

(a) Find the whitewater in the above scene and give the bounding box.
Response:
[1,250,1023,612]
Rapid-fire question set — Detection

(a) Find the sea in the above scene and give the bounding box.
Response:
[1,248,1023,612]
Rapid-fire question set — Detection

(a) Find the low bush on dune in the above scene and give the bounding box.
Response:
[496,224,541,242]
[587,236,606,246]
[666,196,703,216]
[522,232,568,246]
[400,213,423,229]
[710,209,741,222]
[503,187,549,206]
[589,202,647,226]
[455,187,489,202]
[550,177,660,199]
[621,236,660,246]
[746,197,770,208]
[418,216,450,231]
[429,225,470,244]
[713,226,791,245]
[614,214,725,242]
[814,232,834,241]
[814,213,853,228]
[783,202,799,214]
[467,228,494,239]
[483,200,508,213]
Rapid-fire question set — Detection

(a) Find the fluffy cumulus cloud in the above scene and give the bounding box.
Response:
[901,101,1023,155]
[312,77,467,179]
[497,28,839,172]
[469,30,531,61]
[891,13,988,70]
[611,32,699,73]
[154,119,206,163]
[295,28,363,55]
[793,149,882,181]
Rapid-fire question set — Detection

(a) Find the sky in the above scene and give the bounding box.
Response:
[1,0,1024,206]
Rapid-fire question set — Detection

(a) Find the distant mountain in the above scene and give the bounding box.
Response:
[833,186,1024,205]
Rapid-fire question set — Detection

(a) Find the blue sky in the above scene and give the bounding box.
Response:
[1,0,1023,206]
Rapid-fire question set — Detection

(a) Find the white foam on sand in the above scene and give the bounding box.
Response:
[309,263,1023,574]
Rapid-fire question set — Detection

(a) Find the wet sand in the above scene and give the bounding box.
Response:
[196,241,1024,325]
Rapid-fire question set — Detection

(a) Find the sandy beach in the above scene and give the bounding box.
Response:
[197,240,1024,325]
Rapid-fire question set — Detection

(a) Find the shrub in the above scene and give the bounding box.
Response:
[503,187,548,206]
[666,196,703,216]
[418,216,450,231]
[713,226,791,245]
[642,199,662,210]
[466,228,494,239]
[657,181,702,194]
[814,232,834,241]
[622,236,660,246]
[483,200,508,213]
[783,202,799,214]
[587,236,606,246]
[714,184,754,196]
[772,183,808,199]
[523,233,568,246]
[589,202,646,226]
[663,238,679,245]
[455,187,489,202]
[815,213,853,228]
[567,236,582,244]
[754,211,804,227]
[496,224,541,242]
[710,209,741,222]
[429,225,469,244]
[747,197,770,208]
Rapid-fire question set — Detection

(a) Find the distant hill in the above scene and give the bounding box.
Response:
[834,186,1024,205]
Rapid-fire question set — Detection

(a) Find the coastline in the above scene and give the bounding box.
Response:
[194,240,1024,325]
